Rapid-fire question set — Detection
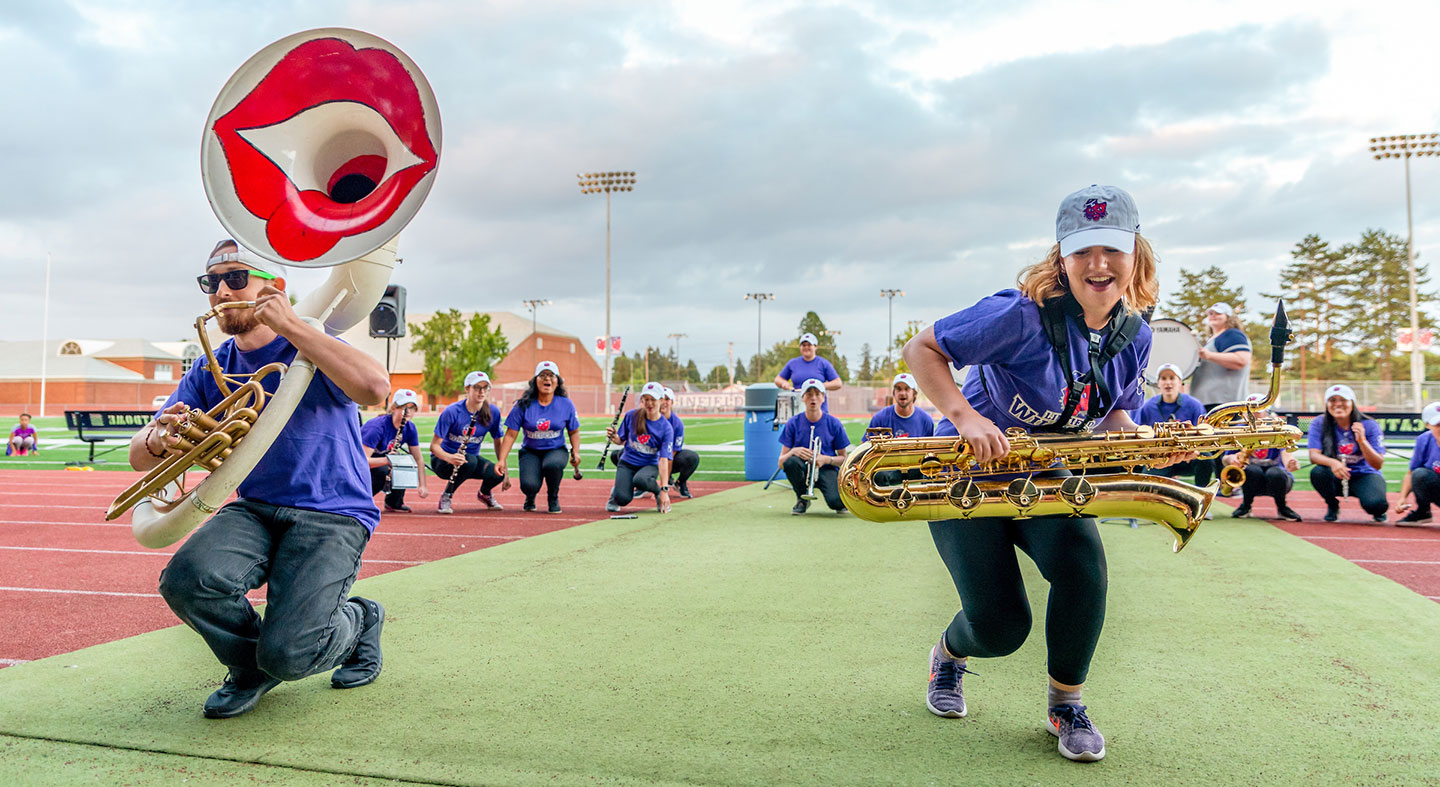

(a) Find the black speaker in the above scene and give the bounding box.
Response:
[369,285,407,338]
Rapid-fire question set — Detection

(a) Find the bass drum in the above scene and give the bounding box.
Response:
[1144,318,1201,383]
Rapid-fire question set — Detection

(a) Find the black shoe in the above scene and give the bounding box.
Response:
[1398,510,1434,526]
[1231,503,1251,519]
[203,668,282,719]
[523,497,536,512]
[791,499,809,515]
[1323,505,1339,523]
[547,499,563,514]
[383,502,411,513]
[1277,505,1304,522]
[676,480,693,499]
[1373,513,1387,524]
[332,598,384,689]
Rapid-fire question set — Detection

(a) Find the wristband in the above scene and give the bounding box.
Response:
[144,425,168,459]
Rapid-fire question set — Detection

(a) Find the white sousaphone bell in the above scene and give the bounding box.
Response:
[108,28,441,547]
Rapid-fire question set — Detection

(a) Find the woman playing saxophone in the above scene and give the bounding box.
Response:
[903,185,1192,763]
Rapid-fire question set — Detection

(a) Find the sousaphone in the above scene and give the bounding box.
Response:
[107,29,442,547]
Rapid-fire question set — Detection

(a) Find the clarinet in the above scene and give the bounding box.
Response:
[598,385,632,470]
[444,406,485,496]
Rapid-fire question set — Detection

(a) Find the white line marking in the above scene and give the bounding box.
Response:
[0,658,32,665]
[0,586,163,598]
[0,546,420,565]
[1301,536,1440,543]
[378,532,524,540]
[1351,559,1440,565]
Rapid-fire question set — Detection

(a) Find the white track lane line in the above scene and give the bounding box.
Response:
[0,658,32,666]
[1300,536,1440,542]
[0,545,420,564]
[1350,559,1440,565]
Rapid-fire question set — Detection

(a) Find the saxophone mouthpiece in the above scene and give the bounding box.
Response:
[1269,299,1293,368]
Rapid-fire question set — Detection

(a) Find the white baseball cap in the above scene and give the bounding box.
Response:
[640,381,666,400]
[892,373,918,391]
[1423,402,1440,426]
[1056,185,1140,257]
[391,389,419,408]
[1324,384,1356,404]
[798,378,826,396]
[1207,303,1234,316]
[534,360,560,377]
[661,387,676,401]
[206,239,285,277]
[799,332,818,346]
[1155,363,1184,379]
[463,371,490,388]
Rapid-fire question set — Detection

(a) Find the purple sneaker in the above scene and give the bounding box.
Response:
[1047,704,1106,762]
[476,490,503,510]
[926,638,974,718]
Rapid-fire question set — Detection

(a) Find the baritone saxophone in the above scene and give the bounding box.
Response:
[837,302,1301,552]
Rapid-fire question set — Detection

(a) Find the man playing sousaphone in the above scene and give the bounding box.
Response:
[361,388,430,512]
[129,239,392,718]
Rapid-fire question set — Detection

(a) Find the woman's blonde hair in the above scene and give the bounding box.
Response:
[1016,234,1158,313]
[1212,312,1243,333]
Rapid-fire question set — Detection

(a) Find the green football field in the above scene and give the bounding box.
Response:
[1,481,1436,784]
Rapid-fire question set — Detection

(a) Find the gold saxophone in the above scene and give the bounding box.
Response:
[838,302,1301,552]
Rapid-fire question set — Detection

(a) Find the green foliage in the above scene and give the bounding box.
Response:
[409,310,510,401]
[685,359,701,383]
[1332,229,1432,381]
[1160,265,1247,327]
[705,364,730,385]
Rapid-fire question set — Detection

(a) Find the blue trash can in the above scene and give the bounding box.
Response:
[743,384,783,481]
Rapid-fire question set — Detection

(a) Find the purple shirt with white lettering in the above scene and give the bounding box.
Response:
[505,396,580,451]
[617,409,675,466]
[435,401,503,455]
[1306,417,1385,476]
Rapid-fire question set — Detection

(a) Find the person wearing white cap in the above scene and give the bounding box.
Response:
[603,382,676,513]
[429,371,505,515]
[130,238,393,719]
[900,185,1193,763]
[360,389,429,512]
[496,361,582,513]
[659,387,700,498]
[866,373,935,441]
[1219,395,1302,522]
[778,379,850,515]
[1396,402,1440,526]
[1135,363,1212,488]
[1188,303,1252,407]
[1307,384,1388,523]
[775,332,842,413]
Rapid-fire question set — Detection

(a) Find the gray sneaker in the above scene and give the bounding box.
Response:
[926,637,973,718]
[1048,704,1106,762]
[606,499,621,513]
[437,493,453,515]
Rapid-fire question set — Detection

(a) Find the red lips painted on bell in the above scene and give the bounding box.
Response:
[203,29,441,266]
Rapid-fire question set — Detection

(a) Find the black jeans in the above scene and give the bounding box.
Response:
[672,448,700,483]
[430,453,502,496]
[781,455,842,511]
[1309,465,1389,517]
[611,460,661,505]
[520,446,569,503]
[928,512,1107,686]
[157,499,370,681]
[1412,467,1440,514]
[1239,464,1293,508]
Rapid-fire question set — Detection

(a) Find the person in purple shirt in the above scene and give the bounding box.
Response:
[604,382,675,513]
[128,239,390,719]
[866,373,935,439]
[495,361,582,514]
[7,413,37,456]
[903,185,1194,763]
[1307,383,1387,523]
[1220,397,1302,521]
[429,371,505,515]
[778,379,850,514]
[1396,401,1440,525]
[661,387,700,498]
[1137,363,1212,487]
[775,332,841,412]
[360,388,429,513]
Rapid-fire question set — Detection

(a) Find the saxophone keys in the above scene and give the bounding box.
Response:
[1058,476,1096,508]
[920,453,943,475]
[887,486,915,512]
[1004,478,1041,511]
[948,479,982,511]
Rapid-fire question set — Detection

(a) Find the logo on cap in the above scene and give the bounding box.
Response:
[1083,199,1107,221]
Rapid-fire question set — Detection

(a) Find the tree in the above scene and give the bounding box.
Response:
[705,364,729,385]
[732,358,748,382]
[1161,265,1247,328]
[857,343,875,382]
[791,311,850,380]
[891,322,924,376]
[410,310,510,401]
[1261,234,1345,377]
[1334,229,1432,382]
[685,359,701,383]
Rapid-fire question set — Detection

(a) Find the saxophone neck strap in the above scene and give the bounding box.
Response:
[1039,293,1141,433]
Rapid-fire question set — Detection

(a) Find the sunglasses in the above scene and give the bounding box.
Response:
[197,269,277,294]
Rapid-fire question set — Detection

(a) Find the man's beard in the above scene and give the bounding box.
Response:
[218,308,259,335]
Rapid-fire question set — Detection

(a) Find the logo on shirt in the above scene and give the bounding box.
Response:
[1254,449,1270,460]
[1339,443,1355,455]
[1432,461,1440,474]
[537,418,551,431]
[1083,199,1107,221]
[637,434,650,444]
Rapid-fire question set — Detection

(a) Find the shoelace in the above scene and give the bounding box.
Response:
[932,659,978,691]
[1049,703,1093,731]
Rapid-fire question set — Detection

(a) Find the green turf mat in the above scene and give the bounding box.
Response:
[1,485,1437,785]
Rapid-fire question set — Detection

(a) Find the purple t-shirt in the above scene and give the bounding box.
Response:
[779,412,850,457]
[505,396,580,451]
[933,289,1151,433]
[162,334,378,532]
[435,400,503,455]
[7,424,37,455]
[778,355,839,386]
[1136,394,1207,428]
[865,406,935,440]
[1306,417,1385,476]
[1409,431,1440,473]
[360,414,419,455]
[667,413,686,451]
[617,410,675,467]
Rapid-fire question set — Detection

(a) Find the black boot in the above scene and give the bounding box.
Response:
[203,667,282,719]
[332,598,385,689]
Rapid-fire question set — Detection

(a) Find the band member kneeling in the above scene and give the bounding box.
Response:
[361,389,429,512]
[604,382,675,513]
[661,387,699,498]
[430,371,505,515]
[779,378,850,515]
[496,361,582,514]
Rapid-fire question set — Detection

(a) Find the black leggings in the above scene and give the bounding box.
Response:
[429,453,502,496]
[781,456,842,511]
[928,511,1107,686]
[1239,464,1293,507]
[611,461,660,505]
[1309,465,1389,517]
[1149,458,1215,488]
[1411,467,1440,514]
[368,463,406,508]
[672,449,700,483]
[520,446,569,503]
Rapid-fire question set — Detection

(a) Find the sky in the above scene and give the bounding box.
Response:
[2,0,1439,378]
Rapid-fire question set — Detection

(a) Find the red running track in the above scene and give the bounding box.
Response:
[0,470,741,669]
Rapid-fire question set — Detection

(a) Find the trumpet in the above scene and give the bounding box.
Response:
[801,426,821,501]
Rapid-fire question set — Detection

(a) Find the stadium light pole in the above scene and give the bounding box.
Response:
[522,298,551,368]
[578,171,636,410]
[880,289,905,369]
[667,332,688,379]
[744,293,774,372]
[1370,133,1439,410]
